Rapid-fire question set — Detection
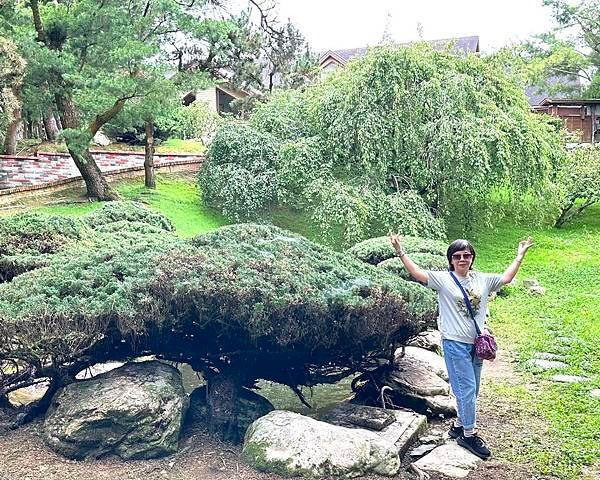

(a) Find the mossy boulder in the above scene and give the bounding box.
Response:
[243,410,401,477]
[43,361,188,460]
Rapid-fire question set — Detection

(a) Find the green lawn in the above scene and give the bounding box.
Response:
[11,173,600,478]
[35,174,228,238]
[475,206,600,479]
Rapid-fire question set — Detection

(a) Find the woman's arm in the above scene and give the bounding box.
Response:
[501,236,534,285]
[389,234,429,284]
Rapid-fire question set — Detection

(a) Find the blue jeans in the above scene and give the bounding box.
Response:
[442,339,483,431]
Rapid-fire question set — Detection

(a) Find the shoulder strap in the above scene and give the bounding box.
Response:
[449,271,481,335]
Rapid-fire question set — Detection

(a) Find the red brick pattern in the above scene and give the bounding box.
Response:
[0,151,204,190]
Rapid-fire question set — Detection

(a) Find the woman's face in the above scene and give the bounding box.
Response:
[450,249,473,274]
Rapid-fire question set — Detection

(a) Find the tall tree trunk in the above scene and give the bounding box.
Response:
[43,111,59,141]
[55,93,118,201]
[3,87,22,155]
[144,119,156,189]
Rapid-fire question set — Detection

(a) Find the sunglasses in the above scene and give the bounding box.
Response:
[451,253,473,261]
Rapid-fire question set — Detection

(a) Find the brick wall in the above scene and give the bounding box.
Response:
[0,150,204,190]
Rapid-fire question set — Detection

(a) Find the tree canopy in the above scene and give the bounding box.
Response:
[0,204,436,418]
[520,0,600,98]
[200,45,566,243]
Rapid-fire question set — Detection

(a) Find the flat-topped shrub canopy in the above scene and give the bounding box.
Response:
[0,208,436,395]
[347,235,447,266]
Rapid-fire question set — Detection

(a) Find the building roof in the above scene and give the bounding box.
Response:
[319,35,480,66]
[538,98,600,106]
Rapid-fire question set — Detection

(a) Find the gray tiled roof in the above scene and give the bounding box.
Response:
[322,35,480,64]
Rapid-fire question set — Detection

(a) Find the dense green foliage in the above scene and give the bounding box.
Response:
[0,213,89,282]
[83,201,175,232]
[200,123,280,219]
[554,145,600,227]
[347,235,447,266]
[379,253,448,281]
[201,45,566,243]
[0,206,436,401]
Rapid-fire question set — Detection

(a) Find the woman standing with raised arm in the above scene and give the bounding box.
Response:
[389,234,534,459]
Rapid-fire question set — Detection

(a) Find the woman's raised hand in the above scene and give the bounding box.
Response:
[389,232,403,254]
[517,236,534,257]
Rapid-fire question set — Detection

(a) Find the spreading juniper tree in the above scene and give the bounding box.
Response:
[0,204,437,440]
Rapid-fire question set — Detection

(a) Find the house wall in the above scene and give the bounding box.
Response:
[535,104,597,143]
[195,87,218,113]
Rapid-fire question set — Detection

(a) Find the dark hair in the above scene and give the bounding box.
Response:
[446,239,476,271]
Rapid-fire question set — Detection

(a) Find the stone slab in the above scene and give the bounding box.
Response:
[525,359,568,371]
[413,442,481,478]
[551,375,590,383]
[320,403,396,431]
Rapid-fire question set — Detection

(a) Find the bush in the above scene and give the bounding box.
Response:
[276,136,328,205]
[554,145,600,227]
[0,213,89,282]
[0,222,437,403]
[347,235,447,265]
[202,44,566,237]
[199,123,280,220]
[83,201,175,232]
[372,191,447,241]
[250,89,316,141]
[378,253,448,281]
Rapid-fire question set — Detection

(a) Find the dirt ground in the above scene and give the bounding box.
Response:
[0,350,561,480]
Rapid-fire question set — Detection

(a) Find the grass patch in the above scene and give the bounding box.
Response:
[31,174,227,238]
[474,204,600,479]
[156,138,205,154]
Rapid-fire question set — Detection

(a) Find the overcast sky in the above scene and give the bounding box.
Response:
[271,0,556,53]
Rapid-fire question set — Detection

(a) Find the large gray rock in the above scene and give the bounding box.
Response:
[43,361,188,460]
[388,361,450,397]
[413,442,481,478]
[395,346,448,381]
[407,330,442,353]
[243,410,401,478]
[187,385,274,438]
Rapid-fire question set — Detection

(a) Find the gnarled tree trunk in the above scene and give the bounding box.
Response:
[206,371,242,442]
[3,86,22,155]
[55,93,120,201]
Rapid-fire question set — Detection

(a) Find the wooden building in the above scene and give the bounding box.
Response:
[533,98,600,144]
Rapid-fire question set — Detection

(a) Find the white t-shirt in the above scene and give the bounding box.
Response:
[426,270,504,344]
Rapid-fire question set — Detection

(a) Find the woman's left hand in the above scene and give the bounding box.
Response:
[517,236,534,257]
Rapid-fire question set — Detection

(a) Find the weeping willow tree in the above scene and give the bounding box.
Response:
[0,203,436,440]
[201,44,566,243]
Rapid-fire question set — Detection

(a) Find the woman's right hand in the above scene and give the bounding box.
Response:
[389,232,403,254]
